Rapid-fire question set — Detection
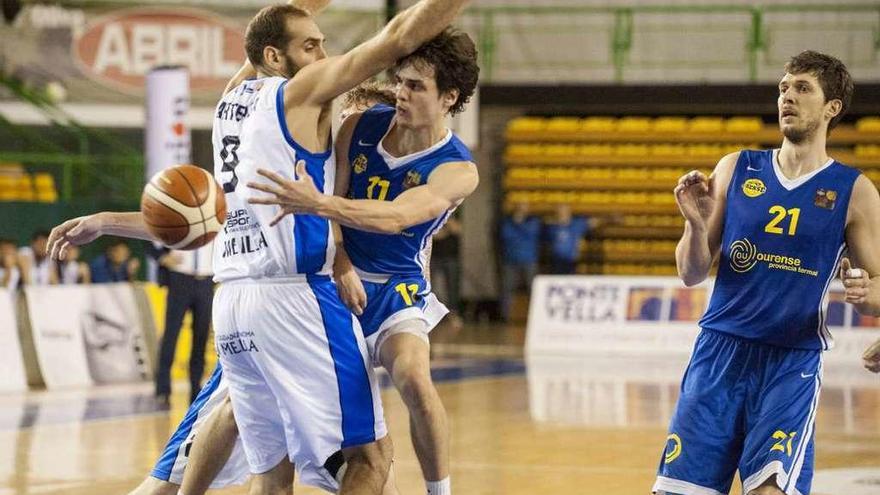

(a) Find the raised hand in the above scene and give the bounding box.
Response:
[674,170,715,229]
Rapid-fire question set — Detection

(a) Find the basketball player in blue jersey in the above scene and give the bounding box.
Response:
[652,51,880,495]
[45,1,470,494]
[248,28,479,495]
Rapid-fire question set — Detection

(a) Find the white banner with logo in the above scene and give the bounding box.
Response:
[146,66,191,179]
[0,289,27,392]
[526,275,880,363]
[26,285,151,389]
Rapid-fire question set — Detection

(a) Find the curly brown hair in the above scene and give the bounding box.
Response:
[784,50,854,131]
[393,28,479,116]
[245,5,310,68]
[341,80,396,112]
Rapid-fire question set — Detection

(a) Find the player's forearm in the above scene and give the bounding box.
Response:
[676,221,713,286]
[97,212,157,241]
[316,196,409,234]
[383,0,469,55]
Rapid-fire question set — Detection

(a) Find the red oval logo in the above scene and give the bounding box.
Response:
[74,8,245,94]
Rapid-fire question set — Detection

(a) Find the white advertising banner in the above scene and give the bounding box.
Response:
[525,275,880,363]
[0,289,27,392]
[26,285,151,389]
[26,286,93,389]
[145,66,191,179]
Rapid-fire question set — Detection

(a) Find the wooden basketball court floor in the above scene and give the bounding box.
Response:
[1,348,878,494]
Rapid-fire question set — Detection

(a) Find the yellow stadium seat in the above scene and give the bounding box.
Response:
[688,117,724,133]
[578,144,614,158]
[580,117,617,133]
[506,144,544,158]
[653,117,688,133]
[507,117,547,133]
[546,117,581,133]
[545,144,579,157]
[856,117,880,133]
[687,144,724,158]
[651,144,687,157]
[616,117,652,133]
[855,145,880,157]
[615,144,650,157]
[725,117,763,133]
[651,169,683,181]
[14,175,35,201]
[616,169,649,181]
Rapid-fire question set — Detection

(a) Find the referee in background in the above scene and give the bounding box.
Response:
[149,242,214,407]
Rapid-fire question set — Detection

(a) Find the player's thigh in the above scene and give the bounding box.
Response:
[654,330,749,495]
[213,284,288,475]
[740,349,821,495]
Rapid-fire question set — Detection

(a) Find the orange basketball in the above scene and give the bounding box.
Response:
[140,164,227,250]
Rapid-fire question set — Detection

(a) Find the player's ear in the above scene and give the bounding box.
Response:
[825,99,842,121]
[441,89,459,113]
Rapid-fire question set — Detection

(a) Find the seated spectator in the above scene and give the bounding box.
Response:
[90,240,140,283]
[57,245,91,284]
[0,238,21,290]
[18,230,57,285]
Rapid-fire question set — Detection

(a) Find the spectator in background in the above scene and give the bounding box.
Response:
[0,238,21,290]
[19,230,57,285]
[499,201,541,322]
[57,244,90,284]
[153,242,214,407]
[90,240,139,283]
[431,213,463,327]
[543,204,592,275]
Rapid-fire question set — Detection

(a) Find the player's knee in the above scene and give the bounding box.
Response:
[346,438,393,476]
[392,364,435,411]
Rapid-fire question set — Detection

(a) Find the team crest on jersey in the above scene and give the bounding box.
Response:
[403,170,422,189]
[814,188,837,210]
[742,178,766,198]
[352,154,368,174]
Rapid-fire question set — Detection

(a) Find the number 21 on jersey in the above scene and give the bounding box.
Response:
[764,205,800,236]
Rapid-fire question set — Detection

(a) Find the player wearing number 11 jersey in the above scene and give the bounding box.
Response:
[653,52,880,495]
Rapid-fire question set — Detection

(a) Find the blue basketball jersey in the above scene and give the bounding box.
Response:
[341,104,473,277]
[699,149,861,350]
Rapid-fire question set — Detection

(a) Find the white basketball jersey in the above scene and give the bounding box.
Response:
[212,77,336,282]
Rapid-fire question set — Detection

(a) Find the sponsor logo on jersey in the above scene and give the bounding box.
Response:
[742,178,766,198]
[403,170,422,189]
[728,238,817,276]
[352,154,368,174]
[814,188,837,210]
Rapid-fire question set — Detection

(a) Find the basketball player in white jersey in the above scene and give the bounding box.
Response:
[124,84,398,495]
[248,28,480,495]
[47,1,469,494]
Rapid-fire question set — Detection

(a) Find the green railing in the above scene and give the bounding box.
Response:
[465,3,880,82]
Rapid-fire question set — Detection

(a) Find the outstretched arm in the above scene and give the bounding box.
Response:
[285,0,469,107]
[249,160,478,233]
[47,212,156,261]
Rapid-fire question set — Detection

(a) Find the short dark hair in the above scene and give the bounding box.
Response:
[245,4,310,68]
[394,28,479,116]
[784,50,854,131]
[342,80,396,112]
[31,230,49,241]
